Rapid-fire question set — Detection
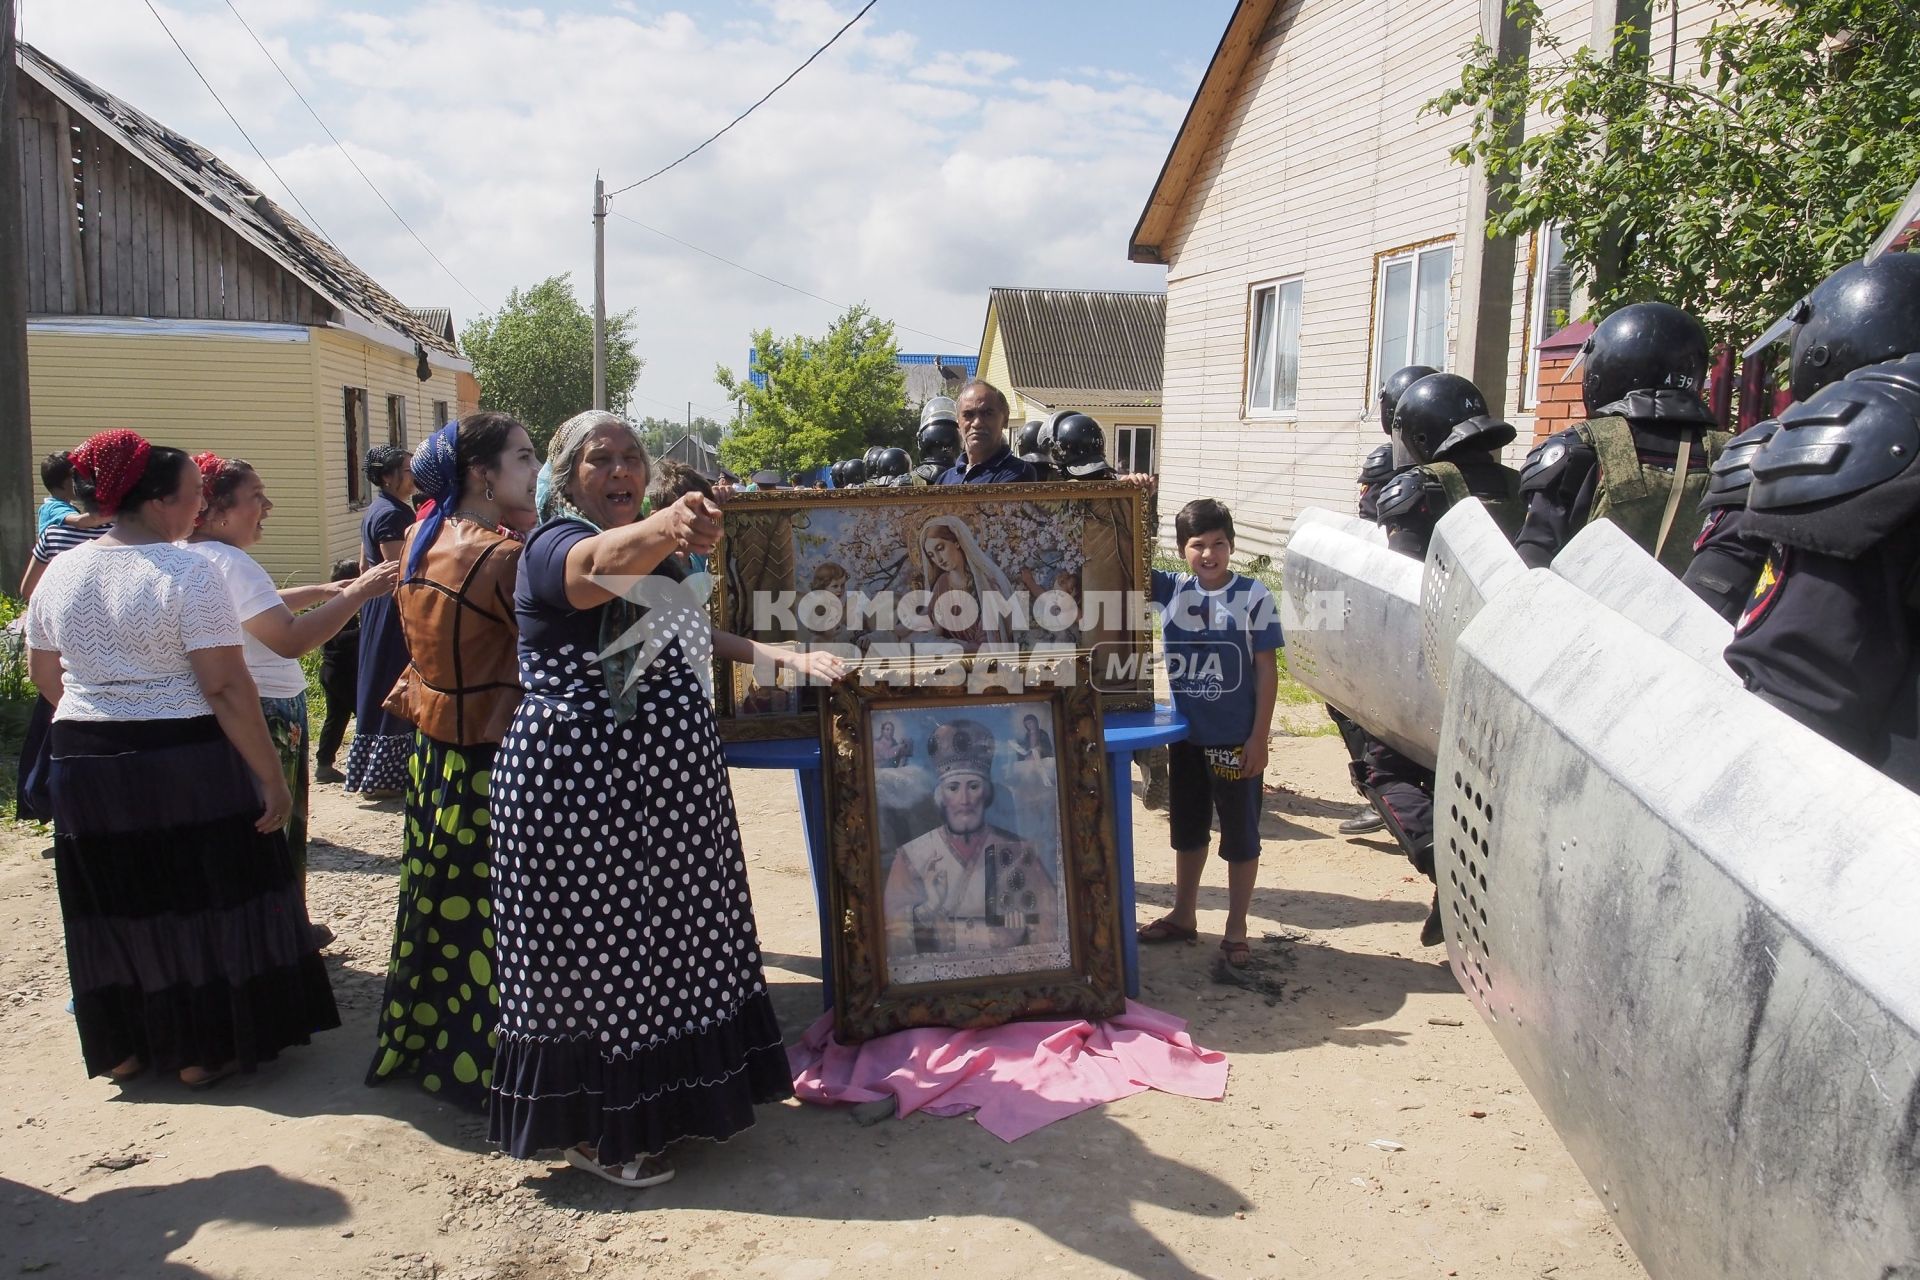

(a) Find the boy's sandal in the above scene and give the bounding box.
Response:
[1137,917,1199,944]
[565,1145,676,1189]
[1219,938,1252,969]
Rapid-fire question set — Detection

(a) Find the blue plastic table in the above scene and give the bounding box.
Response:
[723,705,1189,1007]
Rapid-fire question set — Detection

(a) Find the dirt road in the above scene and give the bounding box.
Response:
[0,731,1645,1279]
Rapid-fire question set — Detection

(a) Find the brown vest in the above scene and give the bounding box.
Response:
[383,520,523,746]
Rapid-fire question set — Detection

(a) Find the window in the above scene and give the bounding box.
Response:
[386,394,408,447]
[1114,424,1155,475]
[1522,224,1572,410]
[1371,243,1454,408]
[432,400,450,428]
[343,388,369,503]
[1245,277,1304,414]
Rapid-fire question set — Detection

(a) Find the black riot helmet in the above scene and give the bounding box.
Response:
[1016,419,1046,462]
[829,460,846,487]
[1377,364,1440,433]
[1049,413,1109,477]
[873,447,911,479]
[841,456,867,486]
[1391,373,1514,466]
[1787,254,1920,403]
[862,445,886,471]
[917,418,961,468]
[1581,302,1711,416]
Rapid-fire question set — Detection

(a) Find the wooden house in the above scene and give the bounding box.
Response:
[12,43,474,582]
[975,287,1164,475]
[1129,0,1727,557]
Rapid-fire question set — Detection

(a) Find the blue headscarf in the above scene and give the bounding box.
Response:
[404,419,462,578]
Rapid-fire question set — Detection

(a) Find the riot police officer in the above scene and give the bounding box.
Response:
[871,446,912,486]
[839,456,868,488]
[1722,254,1920,791]
[1679,421,1776,622]
[1515,302,1729,575]
[1366,373,1522,943]
[1377,363,1439,434]
[914,400,962,485]
[1355,444,1397,522]
[1371,372,1523,556]
[1050,412,1114,480]
[1017,419,1056,480]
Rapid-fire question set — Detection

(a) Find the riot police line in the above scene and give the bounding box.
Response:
[826,396,1128,491]
[1280,252,1920,1279]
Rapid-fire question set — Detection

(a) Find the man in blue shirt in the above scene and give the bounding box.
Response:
[937,381,1039,485]
[1135,498,1282,968]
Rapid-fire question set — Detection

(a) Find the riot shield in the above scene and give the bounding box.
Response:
[1436,571,1920,1279]
[1549,519,1736,678]
[1282,510,1441,766]
[1420,498,1525,703]
[1292,505,1386,545]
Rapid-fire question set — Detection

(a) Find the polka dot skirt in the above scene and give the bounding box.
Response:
[484,638,792,1163]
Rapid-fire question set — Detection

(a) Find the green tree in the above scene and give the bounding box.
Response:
[460,274,643,448]
[1429,0,1920,348]
[714,306,913,476]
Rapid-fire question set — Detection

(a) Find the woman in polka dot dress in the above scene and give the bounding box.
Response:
[486,412,790,1188]
[365,413,541,1109]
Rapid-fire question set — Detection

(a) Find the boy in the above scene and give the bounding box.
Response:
[1136,499,1282,968]
[35,451,109,536]
[314,559,362,784]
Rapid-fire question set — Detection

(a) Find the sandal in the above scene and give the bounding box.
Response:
[1219,938,1252,969]
[565,1144,676,1189]
[107,1056,144,1083]
[181,1062,241,1091]
[1137,916,1199,944]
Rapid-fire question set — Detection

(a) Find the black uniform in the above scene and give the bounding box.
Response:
[1724,353,1920,792]
[1680,421,1777,623]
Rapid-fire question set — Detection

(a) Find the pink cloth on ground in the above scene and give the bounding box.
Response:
[786,999,1229,1142]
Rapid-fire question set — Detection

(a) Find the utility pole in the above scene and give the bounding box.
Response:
[0,0,34,584]
[592,174,607,412]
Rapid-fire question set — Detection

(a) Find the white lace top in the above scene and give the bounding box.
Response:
[25,541,245,722]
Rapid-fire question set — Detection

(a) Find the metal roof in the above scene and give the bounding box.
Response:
[18,43,457,355]
[985,287,1166,396]
[411,308,457,347]
[1014,387,1162,411]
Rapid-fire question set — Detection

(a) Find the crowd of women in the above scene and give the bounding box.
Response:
[21,409,826,1188]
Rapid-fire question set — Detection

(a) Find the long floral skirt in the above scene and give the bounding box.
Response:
[260,692,310,885]
[50,715,339,1077]
[364,733,500,1110]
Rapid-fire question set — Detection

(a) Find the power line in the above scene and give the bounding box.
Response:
[609,209,978,353]
[605,0,879,199]
[140,0,335,246]
[220,0,484,307]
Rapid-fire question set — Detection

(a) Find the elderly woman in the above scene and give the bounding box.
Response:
[186,454,400,908]
[346,445,418,795]
[25,429,338,1087]
[487,411,790,1188]
[365,412,539,1108]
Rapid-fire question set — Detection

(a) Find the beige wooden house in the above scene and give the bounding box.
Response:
[976,287,1164,475]
[12,44,474,583]
[1130,0,1728,557]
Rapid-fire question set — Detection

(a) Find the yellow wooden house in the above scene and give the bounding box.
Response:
[13,44,475,583]
[975,286,1165,475]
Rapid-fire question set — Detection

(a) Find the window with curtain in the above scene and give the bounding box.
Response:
[1372,244,1454,408]
[1245,277,1304,414]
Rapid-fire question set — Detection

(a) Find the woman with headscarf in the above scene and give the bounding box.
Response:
[346,446,417,795]
[24,429,338,1087]
[487,411,790,1188]
[364,412,539,1108]
[185,454,400,919]
[918,515,1015,648]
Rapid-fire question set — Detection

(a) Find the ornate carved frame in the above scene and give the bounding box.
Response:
[712,481,1151,741]
[822,674,1125,1042]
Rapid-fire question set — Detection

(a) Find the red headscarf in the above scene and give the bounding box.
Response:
[68,429,152,516]
[191,451,227,515]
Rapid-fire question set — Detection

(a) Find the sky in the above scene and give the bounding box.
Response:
[16,0,1237,423]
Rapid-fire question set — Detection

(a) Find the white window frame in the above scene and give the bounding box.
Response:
[1369,242,1455,415]
[1244,275,1304,417]
[1522,224,1571,411]
[1115,423,1155,474]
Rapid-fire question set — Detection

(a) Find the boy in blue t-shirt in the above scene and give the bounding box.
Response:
[1137,498,1282,968]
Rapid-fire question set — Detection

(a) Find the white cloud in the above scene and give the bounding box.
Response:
[23,0,1183,420]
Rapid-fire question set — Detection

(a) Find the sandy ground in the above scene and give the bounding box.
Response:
[0,726,1648,1280]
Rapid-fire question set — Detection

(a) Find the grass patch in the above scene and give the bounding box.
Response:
[0,594,43,824]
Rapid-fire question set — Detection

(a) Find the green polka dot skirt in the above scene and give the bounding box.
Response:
[364,733,500,1111]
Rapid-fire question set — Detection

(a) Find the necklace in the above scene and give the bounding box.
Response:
[446,509,499,527]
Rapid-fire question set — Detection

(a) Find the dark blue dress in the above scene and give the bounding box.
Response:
[344,490,414,792]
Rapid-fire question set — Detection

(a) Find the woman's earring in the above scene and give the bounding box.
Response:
[485,483,495,501]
